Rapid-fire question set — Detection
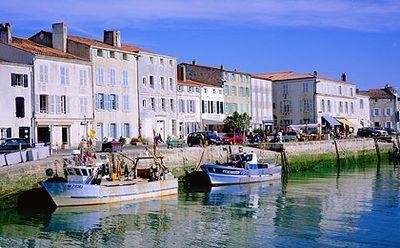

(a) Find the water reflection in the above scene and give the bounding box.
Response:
[1,164,400,247]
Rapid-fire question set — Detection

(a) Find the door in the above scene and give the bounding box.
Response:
[19,127,30,140]
[62,127,69,145]
[37,126,50,144]
[96,123,103,141]
[156,120,165,140]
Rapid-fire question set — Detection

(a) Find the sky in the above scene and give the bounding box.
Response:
[1,0,400,89]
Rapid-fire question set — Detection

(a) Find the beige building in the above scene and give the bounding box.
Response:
[250,76,273,131]
[222,69,251,116]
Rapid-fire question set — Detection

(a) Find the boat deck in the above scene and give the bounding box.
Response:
[101,178,145,187]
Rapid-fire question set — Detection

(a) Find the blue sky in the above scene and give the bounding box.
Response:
[2,0,400,89]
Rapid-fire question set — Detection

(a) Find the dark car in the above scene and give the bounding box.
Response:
[0,138,31,151]
[187,131,221,147]
[101,140,123,152]
[384,128,398,135]
[357,127,380,137]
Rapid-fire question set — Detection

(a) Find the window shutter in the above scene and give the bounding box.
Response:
[115,95,119,110]
[66,68,70,85]
[44,66,48,82]
[35,95,40,113]
[11,73,16,86]
[23,74,28,87]
[39,66,44,82]
[126,95,130,111]
[108,123,112,138]
[299,100,303,112]
[66,96,70,113]
[105,94,110,110]
[95,94,99,109]
[50,95,55,114]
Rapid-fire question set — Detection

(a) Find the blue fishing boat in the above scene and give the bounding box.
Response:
[201,151,282,186]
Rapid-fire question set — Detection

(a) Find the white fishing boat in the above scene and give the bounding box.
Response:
[201,150,281,186]
[41,149,178,207]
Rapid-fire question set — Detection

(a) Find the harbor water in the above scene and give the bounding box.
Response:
[0,163,399,247]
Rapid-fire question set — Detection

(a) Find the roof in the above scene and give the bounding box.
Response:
[180,62,250,75]
[255,71,315,81]
[68,35,150,53]
[364,89,396,99]
[255,71,350,84]
[3,37,88,61]
[177,79,209,87]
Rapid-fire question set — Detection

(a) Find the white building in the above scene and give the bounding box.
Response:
[137,52,178,140]
[29,23,140,143]
[355,92,371,128]
[176,80,202,137]
[201,84,225,131]
[0,23,93,148]
[250,76,273,131]
[0,60,32,140]
[257,71,365,133]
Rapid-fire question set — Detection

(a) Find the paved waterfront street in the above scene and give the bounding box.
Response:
[1,162,399,247]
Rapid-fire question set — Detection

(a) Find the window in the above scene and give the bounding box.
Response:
[149,56,154,64]
[122,53,128,60]
[178,85,183,91]
[109,94,118,110]
[123,95,130,111]
[97,67,104,85]
[339,102,343,113]
[109,69,116,85]
[123,123,130,138]
[169,78,174,90]
[110,51,115,59]
[327,100,331,112]
[338,86,342,95]
[97,93,105,109]
[60,95,67,114]
[300,99,311,112]
[321,99,325,112]
[80,96,88,114]
[97,49,103,57]
[179,99,185,113]
[283,84,289,95]
[171,120,176,135]
[385,121,392,128]
[15,97,25,118]
[170,99,175,112]
[142,76,147,86]
[195,87,200,93]
[11,73,28,87]
[224,85,229,95]
[188,86,193,92]
[204,88,208,93]
[150,98,155,110]
[303,83,308,92]
[350,88,354,97]
[160,77,165,89]
[122,70,128,86]
[239,87,244,96]
[161,98,166,111]
[60,67,70,85]
[350,102,354,114]
[230,86,237,96]
[188,100,195,113]
[344,102,348,113]
[385,108,392,116]
[245,87,249,96]
[39,65,48,83]
[160,58,164,66]
[360,99,364,109]
[79,70,88,86]
[142,99,147,108]
[373,108,379,116]
[149,75,155,88]
[280,100,291,114]
[40,95,48,113]
[109,123,117,138]
[169,59,173,66]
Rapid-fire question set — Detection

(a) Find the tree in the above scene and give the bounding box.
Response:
[223,111,251,133]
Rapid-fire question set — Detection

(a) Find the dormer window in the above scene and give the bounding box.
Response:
[110,51,115,58]
[122,53,128,60]
[97,49,103,57]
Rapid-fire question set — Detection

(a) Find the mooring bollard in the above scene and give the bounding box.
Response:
[333,139,340,169]
[374,138,381,163]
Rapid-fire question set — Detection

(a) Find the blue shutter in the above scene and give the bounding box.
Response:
[105,94,110,110]
[115,95,119,110]
[95,93,99,109]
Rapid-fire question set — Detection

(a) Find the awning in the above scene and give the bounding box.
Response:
[322,115,341,126]
[336,118,356,128]
[202,119,224,125]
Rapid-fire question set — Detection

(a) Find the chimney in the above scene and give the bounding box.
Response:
[52,23,67,52]
[192,59,196,65]
[313,70,318,77]
[220,64,224,70]
[104,30,121,48]
[341,73,347,82]
[177,65,186,81]
[0,23,12,44]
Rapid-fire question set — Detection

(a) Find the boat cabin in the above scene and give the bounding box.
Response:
[64,166,99,184]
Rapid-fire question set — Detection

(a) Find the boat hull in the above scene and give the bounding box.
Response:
[201,164,281,186]
[41,179,178,207]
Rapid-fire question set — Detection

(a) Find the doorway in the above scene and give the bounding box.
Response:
[62,127,69,145]
[19,127,30,140]
[37,126,50,144]
[156,120,165,140]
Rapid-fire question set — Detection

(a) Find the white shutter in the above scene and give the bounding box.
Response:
[50,95,55,114]
[44,66,48,82]
[66,96,70,113]
[39,65,44,82]
[35,95,40,113]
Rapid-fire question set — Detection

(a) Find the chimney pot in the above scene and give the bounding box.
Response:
[220,64,224,70]
[52,22,67,52]
[341,73,347,82]
[192,59,196,65]
[104,30,121,48]
[313,70,318,77]
[0,22,12,44]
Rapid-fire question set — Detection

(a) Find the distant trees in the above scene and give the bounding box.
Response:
[223,111,251,133]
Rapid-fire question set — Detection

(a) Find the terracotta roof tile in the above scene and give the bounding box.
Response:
[364,89,395,99]
[68,35,150,53]
[255,71,315,81]
[4,37,88,61]
[178,79,209,87]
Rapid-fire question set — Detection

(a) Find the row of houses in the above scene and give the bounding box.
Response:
[0,22,399,148]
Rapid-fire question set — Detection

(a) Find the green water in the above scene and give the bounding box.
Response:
[0,163,399,247]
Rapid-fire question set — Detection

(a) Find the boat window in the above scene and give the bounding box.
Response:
[88,169,92,176]
[81,169,88,176]
[74,169,82,176]
[67,168,74,175]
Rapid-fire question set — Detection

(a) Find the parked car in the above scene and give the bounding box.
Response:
[187,131,221,147]
[384,128,398,135]
[0,138,31,151]
[101,140,123,152]
[222,133,245,145]
[357,127,383,137]
[247,133,264,143]
[374,127,389,136]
